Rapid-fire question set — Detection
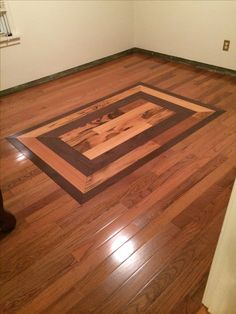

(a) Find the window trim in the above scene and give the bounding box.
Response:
[0,0,20,48]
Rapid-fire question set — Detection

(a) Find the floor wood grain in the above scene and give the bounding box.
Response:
[8,81,222,203]
[0,53,236,313]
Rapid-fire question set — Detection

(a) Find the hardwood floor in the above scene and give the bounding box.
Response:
[8,82,223,203]
[0,53,236,313]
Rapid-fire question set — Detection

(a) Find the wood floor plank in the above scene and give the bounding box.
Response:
[0,53,236,313]
[87,140,160,190]
[0,223,65,285]
[106,183,231,314]
[145,211,226,314]
[18,137,87,192]
[47,155,232,312]
[59,223,180,313]
[140,85,214,112]
[170,274,209,314]
[18,86,141,139]
[81,102,171,159]
[0,247,75,313]
[83,119,150,159]
[60,109,124,147]
[196,305,210,314]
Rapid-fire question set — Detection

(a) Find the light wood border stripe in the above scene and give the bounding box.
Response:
[20,86,141,138]
[140,86,214,113]
[18,137,88,193]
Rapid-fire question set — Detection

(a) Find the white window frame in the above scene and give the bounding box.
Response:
[0,0,20,47]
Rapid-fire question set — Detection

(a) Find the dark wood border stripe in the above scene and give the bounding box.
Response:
[8,83,142,138]
[139,82,223,112]
[39,111,189,174]
[7,137,86,203]
[85,110,191,168]
[7,82,225,203]
[82,109,224,201]
[7,110,224,203]
[40,91,190,139]
[34,85,196,174]
[39,93,143,138]
[9,81,222,139]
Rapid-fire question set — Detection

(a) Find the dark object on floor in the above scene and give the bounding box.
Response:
[0,190,16,233]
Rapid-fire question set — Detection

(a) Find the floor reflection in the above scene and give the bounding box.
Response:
[16,153,26,162]
[111,235,134,263]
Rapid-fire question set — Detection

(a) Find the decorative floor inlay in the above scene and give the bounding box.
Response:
[8,83,224,203]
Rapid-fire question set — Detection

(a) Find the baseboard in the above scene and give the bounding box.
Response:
[0,48,133,97]
[1,47,235,96]
[133,47,236,77]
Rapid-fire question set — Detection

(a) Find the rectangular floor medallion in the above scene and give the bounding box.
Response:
[8,82,224,203]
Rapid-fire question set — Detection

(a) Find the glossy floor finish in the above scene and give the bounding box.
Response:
[0,53,236,313]
[8,82,223,203]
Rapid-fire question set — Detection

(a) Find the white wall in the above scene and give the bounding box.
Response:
[134,0,236,70]
[0,0,133,90]
[1,1,236,91]
[203,180,236,314]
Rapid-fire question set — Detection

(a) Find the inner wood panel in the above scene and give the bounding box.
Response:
[82,102,172,159]
[60,108,124,148]
[61,100,172,158]
[9,83,220,201]
[0,53,236,314]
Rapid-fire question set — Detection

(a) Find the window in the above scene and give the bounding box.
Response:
[0,0,20,47]
[0,4,12,37]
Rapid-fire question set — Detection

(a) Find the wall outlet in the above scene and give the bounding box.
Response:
[223,40,230,51]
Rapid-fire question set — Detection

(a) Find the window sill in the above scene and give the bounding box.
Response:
[0,35,20,48]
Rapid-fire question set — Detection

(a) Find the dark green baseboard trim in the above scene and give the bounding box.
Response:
[1,47,235,96]
[133,47,236,77]
[0,49,133,97]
